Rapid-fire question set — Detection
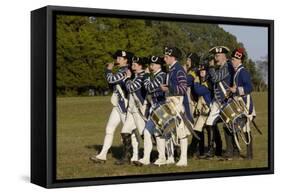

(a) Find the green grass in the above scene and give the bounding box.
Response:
[56,92,268,179]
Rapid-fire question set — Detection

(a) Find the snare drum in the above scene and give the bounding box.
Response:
[151,103,177,136]
[220,100,243,123]
[220,99,247,131]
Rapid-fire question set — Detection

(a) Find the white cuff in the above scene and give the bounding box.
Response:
[238,87,245,95]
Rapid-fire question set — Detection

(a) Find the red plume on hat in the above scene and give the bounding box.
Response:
[232,47,245,60]
[236,48,244,53]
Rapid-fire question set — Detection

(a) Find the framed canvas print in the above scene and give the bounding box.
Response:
[31,5,274,188]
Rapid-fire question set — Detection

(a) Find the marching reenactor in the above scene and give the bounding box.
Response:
[184,52,200,72]
[90,50,134,163]
[91,46,257,166]
[162,47,194,166]
[184,52,200,116]
[135,56,167,166]
[229,48,256,160]
[115,56,148,165]
[188,62,212,158]
[204,46,234,159]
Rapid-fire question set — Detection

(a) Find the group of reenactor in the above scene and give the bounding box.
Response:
[90,45,257,167]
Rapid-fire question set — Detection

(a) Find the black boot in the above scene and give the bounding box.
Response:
[245,132,253,160]
[213,125,222,156]
[198,131,205,157]
[188,131,201,158]
[232,135,240,159]
[174,145,181,161]
[205,126,215,158]
[115,133,132,165]
[207,126,211,149]
[223,127,234,160]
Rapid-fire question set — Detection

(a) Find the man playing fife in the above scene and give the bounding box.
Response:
[204,46,233,159]
[90,50,136,163]
[115,56,148,165]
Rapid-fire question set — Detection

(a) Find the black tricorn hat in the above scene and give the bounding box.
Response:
[198,63,208,71]
[113,50,134,60]
[164,46,182,59]
[186,52,200,66]
[148,55,165,65]
[132,56,149,66]
[209,46,230,54]
[231,48,245,60]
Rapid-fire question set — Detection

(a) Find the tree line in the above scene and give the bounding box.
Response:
[56,15,267,96]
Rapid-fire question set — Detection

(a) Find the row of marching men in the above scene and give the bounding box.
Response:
[90,45,256,167]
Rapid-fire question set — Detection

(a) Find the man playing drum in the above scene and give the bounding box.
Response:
[229,48,256,160]
[162,47,194,166]
[135,56,167,166]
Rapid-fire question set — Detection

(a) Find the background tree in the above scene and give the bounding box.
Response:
[255,56,268,91]
[56,15,267,96]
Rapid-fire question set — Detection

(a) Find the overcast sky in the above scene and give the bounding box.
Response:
[219,24,268,61]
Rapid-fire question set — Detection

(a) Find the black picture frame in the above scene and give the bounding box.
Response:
[31,5,274,188]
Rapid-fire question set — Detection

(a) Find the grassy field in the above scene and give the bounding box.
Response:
[56,92,268,180]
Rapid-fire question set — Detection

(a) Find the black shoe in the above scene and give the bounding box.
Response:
[215,150,222,157]
[89,156,106,164]
[196,154,206,160]
[205,146,215,158]
[233,150,240,159]
[222,151,234,161]
[133,160,144,166]
[115,158,131,165]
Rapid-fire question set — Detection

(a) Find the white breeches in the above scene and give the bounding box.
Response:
[121,111,144,134]
[194,114,208,132]
[206,101,221,126]
[97,106,126,160]
[167,96,191,139]
[105,106,126,135]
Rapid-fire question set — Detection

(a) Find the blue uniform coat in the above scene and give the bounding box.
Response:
[167,62,194,123]
[233,64,254,114]
[105,66,128,113]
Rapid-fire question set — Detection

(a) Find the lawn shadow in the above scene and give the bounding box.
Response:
[85,144,231,160]
[85,144,159,161]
